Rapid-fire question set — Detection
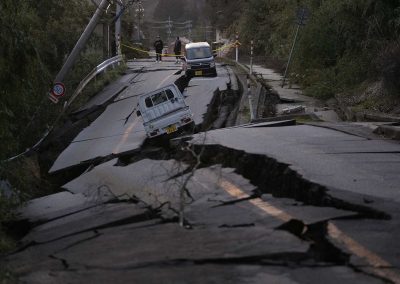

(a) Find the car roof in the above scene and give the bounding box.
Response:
[185,42,210,49]
[139,84,179,99]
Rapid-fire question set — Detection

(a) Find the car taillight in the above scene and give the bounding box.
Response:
[149,129,159,137]
[181,117,192,124]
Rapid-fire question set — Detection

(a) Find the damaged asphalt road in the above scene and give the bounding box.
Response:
[3,59,400,283]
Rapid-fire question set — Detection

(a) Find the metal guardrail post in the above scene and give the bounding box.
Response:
[247,75,255,121]
[67,55,124,107]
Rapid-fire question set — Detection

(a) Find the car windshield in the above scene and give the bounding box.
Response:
[186,47,212,60]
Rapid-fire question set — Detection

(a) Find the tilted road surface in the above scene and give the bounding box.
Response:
[3,58,400,283]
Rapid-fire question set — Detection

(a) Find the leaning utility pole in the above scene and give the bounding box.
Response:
[54,0,110,85]
[281,7,309,88]
[115,3,122,53]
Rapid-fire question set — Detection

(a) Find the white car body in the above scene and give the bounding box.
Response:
[137,84,194,138]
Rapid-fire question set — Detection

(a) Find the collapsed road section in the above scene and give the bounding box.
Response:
[45,60,238,175]
[3,59,400,283]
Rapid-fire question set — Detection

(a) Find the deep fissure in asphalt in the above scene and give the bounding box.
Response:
[125,141,389,270]
[10,68,393,282]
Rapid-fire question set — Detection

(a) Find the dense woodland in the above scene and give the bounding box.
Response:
[0,0,100,160]
[0,0,108,253]
[205,0,400,107]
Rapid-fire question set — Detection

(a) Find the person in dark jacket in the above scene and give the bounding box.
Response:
[174,36,182,63]
[154,36,164,62]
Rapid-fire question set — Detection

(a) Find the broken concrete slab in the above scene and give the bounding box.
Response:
[185,65,235,126]
[305,122,384,140]
[21,202,153,244]
[63,159,188,215]
[15,264,387,284]
[326,218,400,283]
[52,223,309,269]
[114,69,182,102]
[5,219,161,278]
[186,169,356,228]
[327,218,400,269]
[18,191,114,224]
[260,194,358,225]
[70,101,144,143]
[281,105,306,115]
[187,166,257,200]
[49,129,146,173]
[75,73,134,113]
[190,125,400,203]
[181,166,279,227]
[186,199,282,229]
[50,63,186,173]
[243,120,296,128]
[63,160,259,224]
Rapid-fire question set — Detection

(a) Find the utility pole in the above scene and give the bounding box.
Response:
[188,21,192,40]
[250,40,254,75]
[136,1,144,42]
[235,33,239,63]
[115,3,122,55]
[281,7,309,88]
[167,16,172,44]
[54,0,109,84]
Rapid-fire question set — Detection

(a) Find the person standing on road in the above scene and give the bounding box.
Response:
[174,36,182,64]
[154,36,164,62]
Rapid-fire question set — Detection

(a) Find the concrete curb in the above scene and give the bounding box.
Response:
[373,125,400,140]
[222,59,264,121]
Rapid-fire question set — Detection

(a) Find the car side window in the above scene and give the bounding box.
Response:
[166,89,174,100]
[145,97,153,108]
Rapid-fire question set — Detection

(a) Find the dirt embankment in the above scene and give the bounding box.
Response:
[335,80,400,122]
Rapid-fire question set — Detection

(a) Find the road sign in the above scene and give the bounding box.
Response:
[296,7,310,26]
[52,82,66,98]
[48,93,59,104]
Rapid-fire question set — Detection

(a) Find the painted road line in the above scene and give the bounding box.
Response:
[219,179,291,222]
[113,117,139,153]
[328,223,400,283]
[217,177,400,283]
[157,73,175,89]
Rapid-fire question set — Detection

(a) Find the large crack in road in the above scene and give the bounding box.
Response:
[4,61,400,284]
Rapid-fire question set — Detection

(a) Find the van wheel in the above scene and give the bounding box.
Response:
[185,71,193,80]
[180,121,196,136]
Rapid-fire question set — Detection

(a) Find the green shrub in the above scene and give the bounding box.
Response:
[0,184,19,253]
[122,42,150,60]
[303,68,337,99]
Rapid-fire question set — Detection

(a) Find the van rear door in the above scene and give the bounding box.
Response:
[141,86,186,123]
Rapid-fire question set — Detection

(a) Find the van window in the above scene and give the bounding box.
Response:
[145,97,153,108]
[145,90,176,108]
[186,47,212,60]
[166,89,175,100]
[151,91,168,105]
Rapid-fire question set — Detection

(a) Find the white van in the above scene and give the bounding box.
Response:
[137,84,194,138]
[182,42,217,77]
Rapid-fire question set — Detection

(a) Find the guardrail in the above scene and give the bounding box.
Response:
[2,55,125,163]
[66,55,124,107]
